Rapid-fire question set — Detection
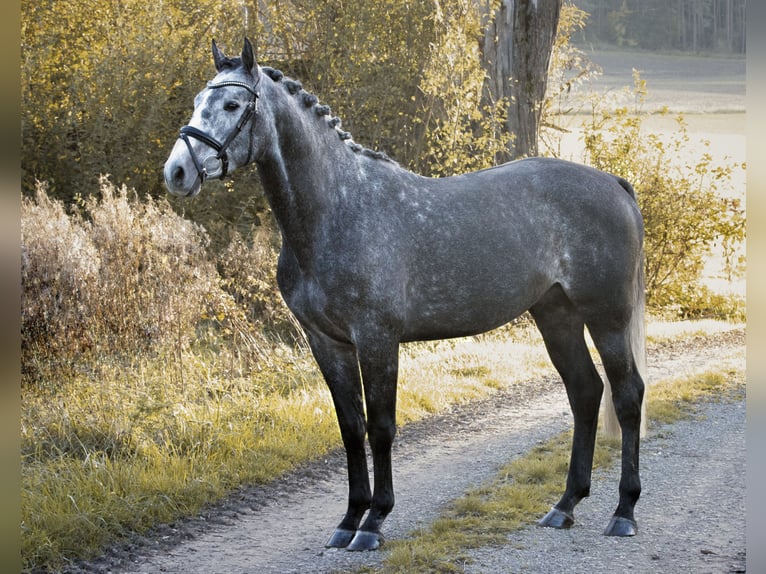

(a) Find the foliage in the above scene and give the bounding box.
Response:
[217,227,303,343]
[21,0,554,200]
[22,179,215,375]
[257,0,436,169]
[579,73,745,317]
[414,0,512,177]
[540,2,601,154]
[21,0,249,201]
[20,179,283,384]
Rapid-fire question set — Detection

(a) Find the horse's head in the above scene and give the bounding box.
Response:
[164,38,261,197]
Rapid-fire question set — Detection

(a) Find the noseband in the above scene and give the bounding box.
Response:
[178,77,260,185]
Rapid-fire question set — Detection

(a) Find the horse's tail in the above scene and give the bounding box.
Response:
[615,175,637,200]
[602,185,647,438]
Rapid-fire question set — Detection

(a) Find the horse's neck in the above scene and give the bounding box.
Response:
[255,91,354,263]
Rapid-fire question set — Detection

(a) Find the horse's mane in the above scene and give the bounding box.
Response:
[260,66,397,165]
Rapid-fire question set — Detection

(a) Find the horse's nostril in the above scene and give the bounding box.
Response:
[172,165,185,184]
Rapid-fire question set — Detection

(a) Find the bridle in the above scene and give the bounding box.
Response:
[178,76,260,185]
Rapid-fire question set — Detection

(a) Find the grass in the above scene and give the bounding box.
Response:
[21,320,743,572]
[22,347,342,571]
[21,322,555,572]
[366,343,746,574]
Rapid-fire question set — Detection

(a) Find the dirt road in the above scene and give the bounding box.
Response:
[466,395,746,573]
[67,328,745,574]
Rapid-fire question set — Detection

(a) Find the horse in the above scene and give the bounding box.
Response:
[164,38,646,551]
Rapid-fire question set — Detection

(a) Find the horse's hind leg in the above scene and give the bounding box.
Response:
[530,286,604,529]
[587,320,644,536]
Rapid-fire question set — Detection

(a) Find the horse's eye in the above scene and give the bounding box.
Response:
[224,101,240,112]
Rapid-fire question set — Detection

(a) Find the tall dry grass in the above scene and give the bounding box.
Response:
[21,178,285,384]
[20,179,309,571]
[22,178,214,375]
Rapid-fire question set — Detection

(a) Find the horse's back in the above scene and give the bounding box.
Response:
[395,158,643,340]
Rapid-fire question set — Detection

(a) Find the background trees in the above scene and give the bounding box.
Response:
[21,0,244,202]
[21,0,745,201]
[576,0,746,53]
[480,0,562,160]
[19,0,567,196]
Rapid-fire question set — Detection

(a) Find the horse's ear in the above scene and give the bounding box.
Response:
[212,39,226,72]
[242,37,257,75]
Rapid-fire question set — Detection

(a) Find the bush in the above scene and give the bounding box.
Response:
[580,74,746,316]
[21,178,221,380]
[218,228,303,343]
[21,182,100,362]
[21,0,247,200]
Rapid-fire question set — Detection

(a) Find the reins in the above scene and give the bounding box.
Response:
[178,77,260,185]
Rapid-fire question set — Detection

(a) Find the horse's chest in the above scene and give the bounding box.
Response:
[276,256,357,340]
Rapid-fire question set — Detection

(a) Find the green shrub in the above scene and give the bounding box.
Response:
[21,0,247,200]
[414,0,512,176]
[580,74,745,316]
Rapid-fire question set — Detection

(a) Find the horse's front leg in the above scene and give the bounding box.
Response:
[346,333,400,551]
[306,333,371,549]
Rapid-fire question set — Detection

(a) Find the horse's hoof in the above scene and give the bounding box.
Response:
[325,528,356,548]
[604,516,637,537]
[346,530,383,551]
[538,507,574,529]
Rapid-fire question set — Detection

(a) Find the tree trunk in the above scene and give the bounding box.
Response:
[480,0,561,161]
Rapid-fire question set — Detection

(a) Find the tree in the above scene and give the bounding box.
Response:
[574,0,746,53]
[21,0,248,200]
[480,0,562,160]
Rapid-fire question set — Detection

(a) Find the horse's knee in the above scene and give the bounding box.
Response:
[366,420,396,452]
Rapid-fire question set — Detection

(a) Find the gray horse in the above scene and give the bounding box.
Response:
[164,38,646,551]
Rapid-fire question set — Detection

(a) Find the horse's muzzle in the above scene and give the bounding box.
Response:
[163,153,202,198]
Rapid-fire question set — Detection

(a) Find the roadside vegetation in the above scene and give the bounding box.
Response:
[20,2,746,572]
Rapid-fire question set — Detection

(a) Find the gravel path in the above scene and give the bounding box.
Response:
[465,393,746,573]
[68,329,745,574]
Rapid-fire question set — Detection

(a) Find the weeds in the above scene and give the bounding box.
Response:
[21,178,221,378]
[21,346,339,572]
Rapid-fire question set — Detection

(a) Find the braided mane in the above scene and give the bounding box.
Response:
[261,66,397,165]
